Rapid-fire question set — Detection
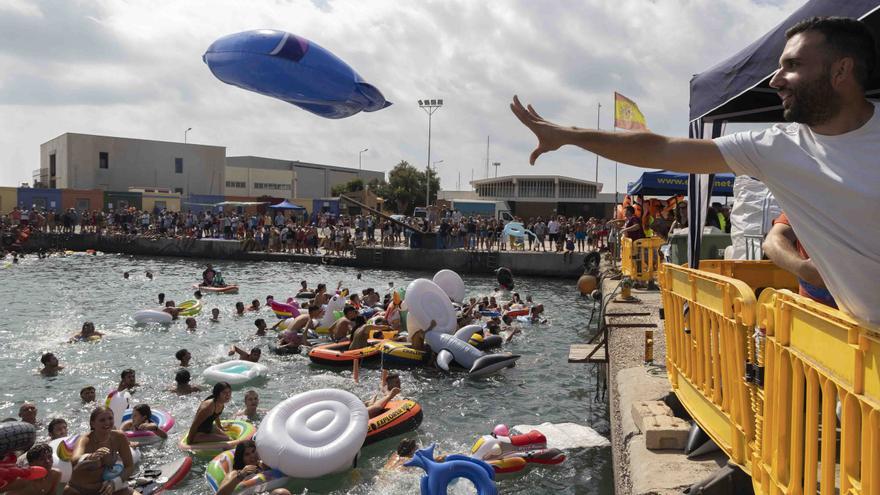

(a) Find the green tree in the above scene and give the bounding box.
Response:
[376,161,440,213]
[331,178,365,196]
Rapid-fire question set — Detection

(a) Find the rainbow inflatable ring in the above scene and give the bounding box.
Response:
[205,449,289,495]
[121,409,175,445]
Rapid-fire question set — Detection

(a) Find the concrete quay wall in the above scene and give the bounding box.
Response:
[21,234,586,278]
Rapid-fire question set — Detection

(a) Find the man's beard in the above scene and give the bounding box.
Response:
[783,71,841,126]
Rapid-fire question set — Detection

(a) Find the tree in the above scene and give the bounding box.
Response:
[331,178,365,196]
[374,161,440,214]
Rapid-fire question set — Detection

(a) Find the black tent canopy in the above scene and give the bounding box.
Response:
[690,1,880,126]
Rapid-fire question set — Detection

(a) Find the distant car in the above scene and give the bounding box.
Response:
[389,214,406,222]
[412,207,427,219]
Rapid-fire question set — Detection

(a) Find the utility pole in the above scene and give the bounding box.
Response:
[485,136,490,179]
[595,103,601,182]
[419,99,443,206]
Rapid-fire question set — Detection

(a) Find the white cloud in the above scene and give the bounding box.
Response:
[0,0,803,192]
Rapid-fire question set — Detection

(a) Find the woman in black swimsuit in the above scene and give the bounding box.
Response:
[187,382,232,444]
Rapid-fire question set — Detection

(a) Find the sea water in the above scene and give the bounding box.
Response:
[0,252,612,494]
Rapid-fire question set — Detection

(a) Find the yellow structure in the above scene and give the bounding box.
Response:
[660,260,880,495]
[129,188,181,212]
[621,236,664,283]
[0,187,17,215]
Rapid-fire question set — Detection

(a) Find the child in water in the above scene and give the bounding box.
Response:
[120,403,167,447]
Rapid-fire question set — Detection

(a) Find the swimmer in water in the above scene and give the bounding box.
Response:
[48,418,68,440]
[39,352,63,377]
[5,443,62,495]
[228,346,261,363]
[158,293,165,304]
[383,438,419,471]
[80,386,96,404]
[187,382,233,445]
[69,322,103,343]
[234,390,265,421]
[210,308,220,322]
[64,407,136,495]
[145,270,153,280]
[120,404,166,447]
[234,302,245,316]
[175,349,191,367]
[254,319,268,337]
[116,369,138,394]
[18,402,38,426]
[194,290,203,300]
[247,299,260,312]
[162,301,180,320]
[123,271,130,279]
[185,317,197,331]
[169,369,201,395]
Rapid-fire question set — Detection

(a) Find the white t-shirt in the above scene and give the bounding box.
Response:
[714,103,880,327]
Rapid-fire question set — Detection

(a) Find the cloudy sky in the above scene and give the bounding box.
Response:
[0,0,801,193]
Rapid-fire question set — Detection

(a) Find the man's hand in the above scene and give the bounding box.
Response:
[510,95,571,165]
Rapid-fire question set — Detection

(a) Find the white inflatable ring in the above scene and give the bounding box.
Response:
[255,389,367,479]
[433,270,466,304]
[403,279,456,333]
[134,309,172,324]
[203,360,268,386]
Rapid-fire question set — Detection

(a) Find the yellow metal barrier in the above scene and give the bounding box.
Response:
[661,260,880,495]
[621,236,664,283]
[660,264,757,469]
[698,259,799,295]
[755,288,880,495]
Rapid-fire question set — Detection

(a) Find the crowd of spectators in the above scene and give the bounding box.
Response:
[1,200,730,258]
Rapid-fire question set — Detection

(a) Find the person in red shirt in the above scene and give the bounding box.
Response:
[763,212,836,307]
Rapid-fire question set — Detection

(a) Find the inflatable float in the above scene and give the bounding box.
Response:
[205,449,288,495]
[134,309,172,324]
[133,457,192,495]
[379,341,431,368]
[105,390,132,428]
[0,421,35,456]
[403,279,457,333]
[432,269,465,304]
[314,294,346,334]
[193,284,239,294]
[365,400,423,445]
[307,340,383,367]
[51,434,142,483]
[406,444,497,495]
[203,360,268,386]
[179,419,255,457]
[469,428,565,474]
[0,454,46,492]
[503,305,530,318]
[121,409,175,445]
[256,389,367,478]
[425,330,519,377]
[269,299,300,320]
[178,299,203,317]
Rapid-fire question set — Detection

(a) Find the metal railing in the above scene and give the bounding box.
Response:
[660,260,880,495]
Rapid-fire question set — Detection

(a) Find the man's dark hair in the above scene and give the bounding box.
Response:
[254,318,266,327]
[786,16,877,88]
[26,443,52,464]
[308,304,322,314]
[343,305,356,315]
[175,349,188,360]
[625,206,636,215]
[47,418,66,434]
[121,369,135,380]
[175,369,191,384]
[40,353,54,365]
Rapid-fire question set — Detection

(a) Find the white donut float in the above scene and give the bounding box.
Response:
[134,309,172,324]
[403,279,456,334]
[255,389,367,479]
[432,270,466,304]
[203,360,268,386]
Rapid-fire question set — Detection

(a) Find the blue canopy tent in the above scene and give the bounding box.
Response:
[268,200,306,210]
[686,1,880,267]
[627,170,735,197]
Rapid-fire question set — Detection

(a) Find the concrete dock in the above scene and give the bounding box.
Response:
[20,233,587,278]
[600,273,727,494]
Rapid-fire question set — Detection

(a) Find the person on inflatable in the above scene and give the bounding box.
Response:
[409,319,436,352]
[64,407,137,495]
[275,305,322,354]
[214,440,271,495]
[364,371,402,418]
[187,383,233,446]
[120,404,167,448]
[202,264,217,286]
[68,322,103,343]
[3,443,59,495]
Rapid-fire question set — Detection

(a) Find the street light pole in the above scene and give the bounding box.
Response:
[419,99,443,206]
[184,127,192,144]
[595,103,601,182]
[358,148,368,170]
[493,162,501,178]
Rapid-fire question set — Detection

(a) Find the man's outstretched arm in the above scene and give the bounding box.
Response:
[510,95,731,174]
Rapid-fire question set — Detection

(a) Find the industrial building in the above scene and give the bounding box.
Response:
[225,156,384,199]
[457,175,618,218]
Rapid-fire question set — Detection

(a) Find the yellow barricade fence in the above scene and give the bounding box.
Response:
[660,263,757,469]
[755,289,880,495]
[621,236,664,283]
[661,261,880,495]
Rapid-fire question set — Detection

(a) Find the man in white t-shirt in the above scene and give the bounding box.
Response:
[511,17,879,326]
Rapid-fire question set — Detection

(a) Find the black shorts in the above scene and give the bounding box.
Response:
[549,233,558,243]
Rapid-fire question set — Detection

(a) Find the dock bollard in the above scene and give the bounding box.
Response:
[644,330,654,364]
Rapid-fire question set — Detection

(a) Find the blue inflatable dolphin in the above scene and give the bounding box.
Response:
[405,444,498,495]
[203,30,392,119]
